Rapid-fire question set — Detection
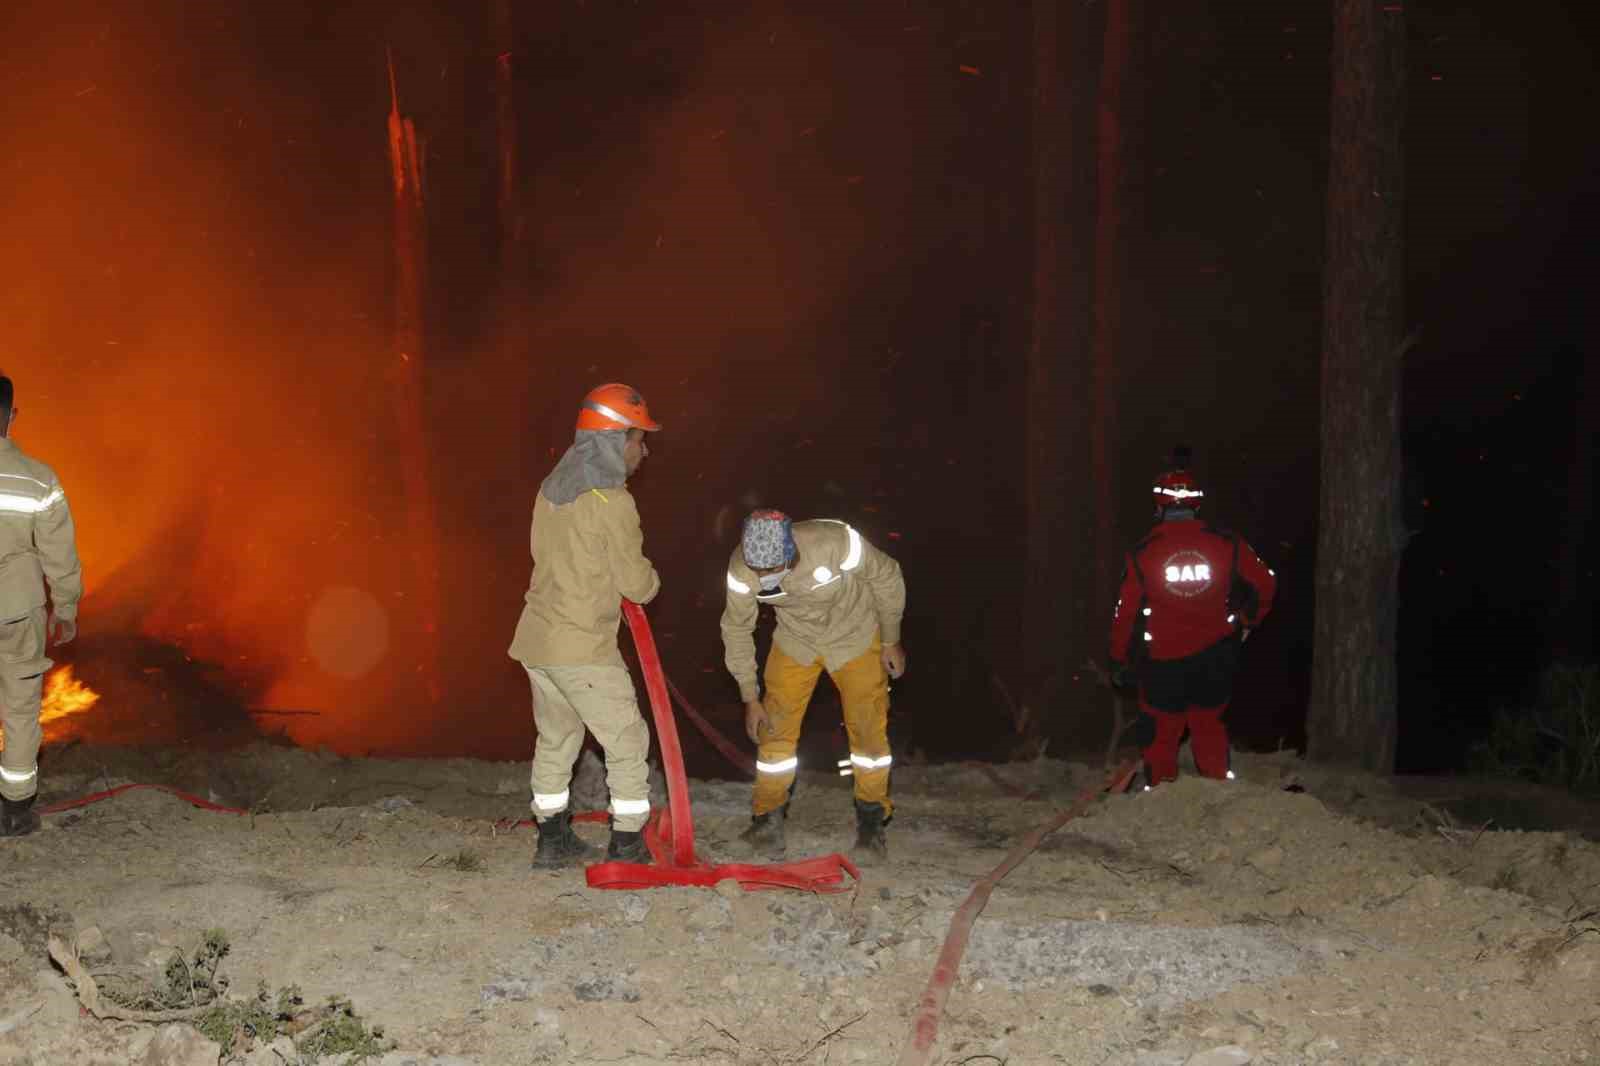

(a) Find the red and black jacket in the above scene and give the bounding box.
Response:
[1108,518,1277,665]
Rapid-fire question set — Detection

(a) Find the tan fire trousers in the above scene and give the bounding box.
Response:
[525,664,653,833]
[0,608,50,802]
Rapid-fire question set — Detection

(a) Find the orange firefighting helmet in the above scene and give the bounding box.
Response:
[1152,446,1203,515]
[576,383,662,432]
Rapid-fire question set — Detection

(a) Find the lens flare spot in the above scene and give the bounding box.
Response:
[306,586,390,681]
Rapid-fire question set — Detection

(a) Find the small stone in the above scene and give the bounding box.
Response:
[76,924,114,965]
[481,976,533,1004]
[139,1023,222,1066]
[617,896,651,924]
[1186,1047,1252,1066]
[1245,845,1284,871]
[714,878,744,900]
[573,975,640,1003]
[1088,983,1117,997]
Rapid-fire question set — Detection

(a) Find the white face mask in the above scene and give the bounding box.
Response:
[758,569,790,592]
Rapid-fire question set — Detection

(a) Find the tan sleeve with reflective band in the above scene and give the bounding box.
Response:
[720,552,761,703]
[36,481,83,621]
[855,535,905,646]
[600,490,660,605]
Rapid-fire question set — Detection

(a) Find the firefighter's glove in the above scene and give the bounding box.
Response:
[47,614,77,647]
[1109,661,1135,690]
[743,699,772,745]
[881,643,907,681]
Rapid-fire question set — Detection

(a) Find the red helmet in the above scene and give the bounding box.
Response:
[1152,447,1203,516]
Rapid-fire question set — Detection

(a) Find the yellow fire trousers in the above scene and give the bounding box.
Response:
[752,640,892,817]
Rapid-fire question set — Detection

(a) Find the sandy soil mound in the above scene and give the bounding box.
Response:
[1,747,1597,1064]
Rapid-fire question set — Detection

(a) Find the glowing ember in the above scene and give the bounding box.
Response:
[40,666,101,728]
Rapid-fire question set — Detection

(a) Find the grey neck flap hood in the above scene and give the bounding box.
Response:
[540,429,630,505]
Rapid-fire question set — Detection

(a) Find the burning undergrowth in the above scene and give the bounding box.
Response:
[39,634,265,751]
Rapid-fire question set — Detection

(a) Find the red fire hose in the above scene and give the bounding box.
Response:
[582,601,859,892]
[893,758,1140,1066]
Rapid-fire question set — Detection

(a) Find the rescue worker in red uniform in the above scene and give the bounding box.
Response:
[1107,450,1276,787]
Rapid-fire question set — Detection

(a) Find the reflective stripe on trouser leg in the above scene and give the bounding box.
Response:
[0,608,49,803]
[1185,705,1231,779]
[834,639,893,816]
[752,645,823,816]
[536,664,654,832]
[527,667,583,816]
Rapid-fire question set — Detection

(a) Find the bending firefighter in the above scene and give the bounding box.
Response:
[509,384,662,868]
[1108,449,1276,787]
[0,374,83,836]
[722,510,906,863]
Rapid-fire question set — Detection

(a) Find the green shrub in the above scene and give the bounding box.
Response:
[1471,664,1600,792]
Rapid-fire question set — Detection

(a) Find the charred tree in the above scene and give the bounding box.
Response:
[1091,0,1133,680]
[1307,0,1407,772]
[493,0,520,278]
[386,49,441,704]
[1024,0,1091,751]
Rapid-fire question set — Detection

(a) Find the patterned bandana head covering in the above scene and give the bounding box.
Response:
[741,509,796,569]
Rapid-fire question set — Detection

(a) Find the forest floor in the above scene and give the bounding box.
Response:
[2,741,1598,1065]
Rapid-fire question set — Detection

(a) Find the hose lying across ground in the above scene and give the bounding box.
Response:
[893,758,1141,1066]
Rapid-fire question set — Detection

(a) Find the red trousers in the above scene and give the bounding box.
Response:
[1140,702,1230,785]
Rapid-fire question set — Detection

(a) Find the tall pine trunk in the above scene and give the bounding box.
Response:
[386,49,440,704]
[1091,0,1131,669]
[1024,0,1091,750]
[493,0,520,278]
[1307,0,1407,772]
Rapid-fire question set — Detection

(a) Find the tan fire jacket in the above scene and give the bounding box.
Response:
[508,486,660,669]
[0,437,82,623]
[721,520,906,703]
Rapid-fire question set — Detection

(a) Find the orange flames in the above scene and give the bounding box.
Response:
[40,666,101,731]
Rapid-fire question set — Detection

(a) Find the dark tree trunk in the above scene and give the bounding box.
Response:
[493,0,520,278]
[1091,0,1132,692]
[1555,348,1597,657]
[1024,0,1090,749]
[1307,0,1407,772]
[386,49,440,704]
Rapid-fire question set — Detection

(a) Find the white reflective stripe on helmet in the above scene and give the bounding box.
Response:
[582,399,638,428]
[755,756,798,774]
[1154,487,1204,500]
[532,789,570,810]
[0,489,63,515]
[840,525,864,571]
[611,797,651,816]
[849,753,892,770]
[726,572,751,595]
[0,765,38,784]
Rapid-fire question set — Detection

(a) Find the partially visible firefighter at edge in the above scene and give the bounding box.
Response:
[1108,448,1277,789]
[721,510,907,864]
[508,384,662,869]
[0,374,83,836]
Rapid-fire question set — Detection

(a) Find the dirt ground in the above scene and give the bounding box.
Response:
[2,743,1599,1066]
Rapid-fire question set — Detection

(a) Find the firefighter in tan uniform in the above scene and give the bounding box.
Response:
[722,510,906,863]
[509,384,662,868]
[0,375,83,837]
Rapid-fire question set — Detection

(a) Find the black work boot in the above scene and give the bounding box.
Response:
[739,806,787,860]
[852,800,888,865]
[606,828,651,864]
[0,795,39,838]
[532,811,597,869]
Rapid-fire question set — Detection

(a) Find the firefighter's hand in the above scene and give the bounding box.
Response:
[881,643,907,680]
[743,699,771,745]
[48,614,77,646]
[1109,661,1134,690]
